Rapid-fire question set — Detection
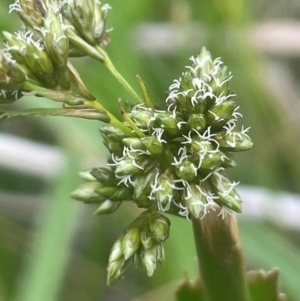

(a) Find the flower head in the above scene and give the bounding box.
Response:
[72,47,253,282]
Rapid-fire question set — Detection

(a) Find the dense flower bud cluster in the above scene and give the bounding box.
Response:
[0,0,110,105]
[71,47,253,283]
[106,211,170,285]
[74,48,253,216]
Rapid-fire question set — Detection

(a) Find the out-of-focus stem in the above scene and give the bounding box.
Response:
[192,205,249,301]
[83,99,133,136]
[96,45,142,104]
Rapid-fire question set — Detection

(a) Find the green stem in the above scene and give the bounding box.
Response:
[83,100,133,136]
[67,30,142,104]
[0,107,110,122]
[96,46,142,104]
[192,205,249,301]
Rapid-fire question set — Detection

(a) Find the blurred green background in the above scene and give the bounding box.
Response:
[1,0,300,300]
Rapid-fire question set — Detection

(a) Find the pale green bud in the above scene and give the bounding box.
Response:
[44,7,69,70]
[133,168,157,200]
[187,114,206,131]
[3,31,27,64]
[63,0,109,46]
[209,172,242,212]
[15,0,45,28]
[206,100,236,131]
[209,65,231,96]
[102,134,123,156]
[0,52,26,91]
[128,110,153,128]
[107,257,127,286]
[78,170,97,181]
[215,131,254,152]
[154,171,175,210]
[94,199,121,215]
[174,160,197,181]
[184,182,208,218]
[155,112,184,138]
[70,181,104,203]
[122,137,142,149]
[108,237,123,263]
[90,167,116,185]
[121,227,141,260]
[140,226,154,250]
[149,214,170,242]
[141,136,164,155]
[139,245,157,277]
[195,47,214,79]
[100,125,126,143]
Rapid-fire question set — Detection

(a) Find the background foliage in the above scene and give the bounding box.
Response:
[1,0,300,300]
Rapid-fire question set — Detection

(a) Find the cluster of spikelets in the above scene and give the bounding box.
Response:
[1,0,110,105]
[72,47,254,284]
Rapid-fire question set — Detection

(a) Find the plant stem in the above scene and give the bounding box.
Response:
[192,205,249,301]
[96,46,142,104]
[83,100,133,136]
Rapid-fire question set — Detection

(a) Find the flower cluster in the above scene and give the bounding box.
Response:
[72,47,253,284]
[1,0,110,105]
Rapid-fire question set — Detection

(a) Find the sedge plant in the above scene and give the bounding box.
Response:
[0,1,286,300]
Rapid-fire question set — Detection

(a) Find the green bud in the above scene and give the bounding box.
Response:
[70,182,104,203]
[174,160,197,181]
[107,256,127,286]
[140,226,154,249]
[115,157,143,177]
[206,100,236,131]
[95,186,118,198]
[90,167,116,185]
[0,51,27,91]
[209,65,231,96]
[184,182,208,218]
[108,237,123,263]
[141,136,164,155]
[195,47,214,79]
[220,151,237,168]
[149,214,170,242]
[155,111,184,138]
[187,114,206,131]
[115,153,156,177]
[3,31,27,64]
[63,0,110,46]
[44,7,69,70]
[102,134,123,156]
[78,170,97,181]
[100,125,126,143]
[122,227,141,260]
[190,137,214,154]
[195,151,224,172]
[209,171,242,213]
[25,43,55,87]
[133,168,158,200]
[154,171,175,210]
[122,137,142,149]
[94,199,121,215]
[215,131,254,152]
[128,109,153,128]
[112,186,134,201]
[139,245,157,277]
[14,0,45,28]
